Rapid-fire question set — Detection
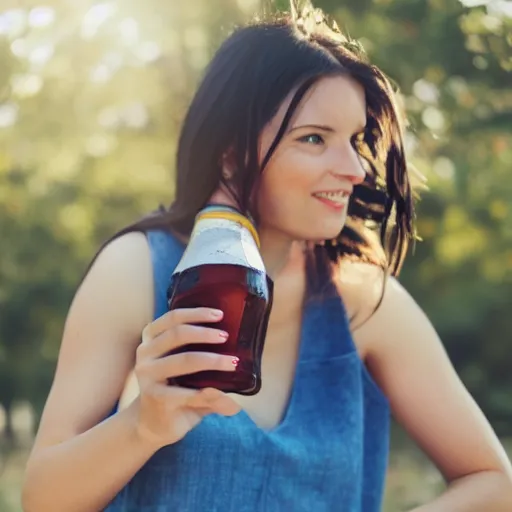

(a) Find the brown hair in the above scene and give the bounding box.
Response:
[90,13,416,318]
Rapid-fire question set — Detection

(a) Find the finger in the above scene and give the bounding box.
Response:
[143,307,224,341]
[208,397,243,417]
[158,386,224,408]
[187,388,242,417]
[151,385,240,417]
[150,382,198,403]
[138,324,229,360]
[186,386,224,407]
[212,398,242,416]
[139,352,239,383]
[193,402,242,417]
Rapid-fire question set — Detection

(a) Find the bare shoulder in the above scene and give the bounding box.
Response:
[351,274,415,351]
[349,274,512,482]
[69,231,155,346]
[334,259,387,359]
[80,231,155,330]
[348,271,434,369]
[350,274,441,367]
[335,258,420,357]
[31,231,154,451]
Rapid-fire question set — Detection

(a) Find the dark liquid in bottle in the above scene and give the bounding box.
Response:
[167,263,273,395]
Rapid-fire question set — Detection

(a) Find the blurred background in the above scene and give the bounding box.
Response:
[0,0,510,510]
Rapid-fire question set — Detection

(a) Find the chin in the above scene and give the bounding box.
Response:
[306,230,346,244]
[319,219,348,240]
[264,216,347,244]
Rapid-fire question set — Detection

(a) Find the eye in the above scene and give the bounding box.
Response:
[298,133,324,145]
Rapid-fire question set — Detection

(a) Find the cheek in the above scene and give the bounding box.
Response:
[255,177,285,220]
[256,153,317,221]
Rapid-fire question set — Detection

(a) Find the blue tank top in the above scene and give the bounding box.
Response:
[105,230,390,511]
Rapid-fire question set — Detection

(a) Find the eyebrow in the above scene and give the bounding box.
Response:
[289,123,366,134]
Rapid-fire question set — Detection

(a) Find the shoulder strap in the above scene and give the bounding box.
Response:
[301,294,356,360]
[146,230,185,320]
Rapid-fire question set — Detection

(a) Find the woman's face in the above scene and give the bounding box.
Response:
[256,75,367,244]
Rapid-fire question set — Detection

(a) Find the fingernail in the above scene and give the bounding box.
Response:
[218,331,229,341]
[231,357,239,367]
[211,309,223,318]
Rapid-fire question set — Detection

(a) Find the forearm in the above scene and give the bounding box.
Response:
[410,470,512,512]
[22,398,159,512]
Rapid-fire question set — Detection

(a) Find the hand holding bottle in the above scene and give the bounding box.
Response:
[167,204,273,395]
[133,307,242,449]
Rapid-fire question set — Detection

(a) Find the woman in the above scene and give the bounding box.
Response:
[22,7,512,512]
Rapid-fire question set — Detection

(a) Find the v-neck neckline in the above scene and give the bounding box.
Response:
[165,231,323,435]
[231,299,312,435]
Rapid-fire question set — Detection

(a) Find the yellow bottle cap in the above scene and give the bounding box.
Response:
[195,210,260,249]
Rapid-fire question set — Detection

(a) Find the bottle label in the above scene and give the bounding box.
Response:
[173,217,265,275]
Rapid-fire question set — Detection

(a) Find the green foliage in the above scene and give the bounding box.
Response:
[0,0,510,442]
[320,0,512,434]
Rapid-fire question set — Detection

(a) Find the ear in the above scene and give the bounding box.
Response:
[220,147,236,181]
[210,147,239,208]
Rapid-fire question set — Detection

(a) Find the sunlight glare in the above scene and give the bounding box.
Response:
[29,44,55,67]
[487,0,512,18]
[413,79,440,105]
[0,103,19,128]
[0,9,26,38]
[10,38,29,58]
[135,41,161,63]
[118,17,139,46]
[11,74,44,98]
[81,2,117,39]
[28,6,56,28]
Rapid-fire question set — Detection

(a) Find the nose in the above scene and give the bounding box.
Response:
[329,144,366,185]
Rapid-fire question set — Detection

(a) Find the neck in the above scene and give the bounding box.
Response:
[208,186,297,280]
[206,190,295,279]
[257,228,297,279]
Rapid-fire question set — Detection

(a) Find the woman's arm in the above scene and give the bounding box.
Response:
[22,233,157,512]
[411,470,512,511]
[24,399,160,512]
[354,277,512,511]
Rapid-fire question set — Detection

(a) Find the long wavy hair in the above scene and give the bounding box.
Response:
[94,10,416,318]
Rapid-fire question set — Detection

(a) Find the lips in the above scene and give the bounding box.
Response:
[313,190,350,202]
[313,195,347,211]
[312,189,351,210]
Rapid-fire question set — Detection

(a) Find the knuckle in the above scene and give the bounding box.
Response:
[200,387,223,402]
[135,342,146,361]
[171,324,185,345]
[181,351,196,369]
[141,323,153,344]
[167,308,180,324]
[134,360,150,379]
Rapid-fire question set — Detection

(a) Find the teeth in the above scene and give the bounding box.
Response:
[315,191,348,204]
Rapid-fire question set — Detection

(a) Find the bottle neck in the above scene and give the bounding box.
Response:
[194,204,260,249]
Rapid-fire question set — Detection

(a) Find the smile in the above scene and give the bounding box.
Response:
[313,191,350,205]
[312,190,350,210]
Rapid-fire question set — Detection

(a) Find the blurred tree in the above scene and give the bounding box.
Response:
[0,0,510,441]
[0,0,247,438]
[315,0,512,433]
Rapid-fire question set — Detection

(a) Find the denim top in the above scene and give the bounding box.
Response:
[105,230,390,511]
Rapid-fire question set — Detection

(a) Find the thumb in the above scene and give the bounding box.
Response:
[187,388,242,417]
